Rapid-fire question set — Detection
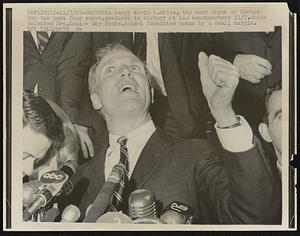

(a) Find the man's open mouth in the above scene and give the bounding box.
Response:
[119,84,136,93]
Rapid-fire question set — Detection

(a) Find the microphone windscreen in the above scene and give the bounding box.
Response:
[160,210,185,224]
[161,201,194,224]
[59,160,78,177]
[23,180,43,208]
[96,212,133,223]
[85,204,93,218]
[128,189,156,219]
[61,204,81,222]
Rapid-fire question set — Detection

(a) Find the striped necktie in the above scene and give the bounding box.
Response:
[109,136,129,212]
[36,31,49,54]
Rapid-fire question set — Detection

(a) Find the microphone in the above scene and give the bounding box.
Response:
[96,212,133,223]
[83,163,125,223]
[85,204,93,218]
[128,189,157,223]
[61,204,81,222]
[160,201,194,224]
[23,161,78,221]
[59,160,78,177]
[23,160,78,208]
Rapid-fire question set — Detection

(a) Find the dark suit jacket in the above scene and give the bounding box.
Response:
[24,32,91,123]
[67,125,281,224]
[133,33,218,139]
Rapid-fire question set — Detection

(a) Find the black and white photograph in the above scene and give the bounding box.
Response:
[3,2,296,231]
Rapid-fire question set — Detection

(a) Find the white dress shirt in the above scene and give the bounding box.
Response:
[215,115,254,152]
[104,120,156,180]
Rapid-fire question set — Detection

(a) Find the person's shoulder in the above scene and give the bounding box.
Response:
[155,129,213,155]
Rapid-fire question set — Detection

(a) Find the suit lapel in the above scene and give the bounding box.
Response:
[131,129,174,188]
[25,32,40,56]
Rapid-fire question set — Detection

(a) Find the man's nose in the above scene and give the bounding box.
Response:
[120,65,132,78]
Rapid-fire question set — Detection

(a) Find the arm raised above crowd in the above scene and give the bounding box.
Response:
[196,52,281,224]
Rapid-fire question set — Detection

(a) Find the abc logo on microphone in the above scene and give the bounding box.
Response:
[40,170,67,184]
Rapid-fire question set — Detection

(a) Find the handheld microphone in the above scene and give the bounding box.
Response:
[23,160,78,208]
[96,212,133,223]
[83,163,125,223]
[160,201,194,224]
[59,160,78,177]
[23,161,78,221]
[128,189,157,221]
[61,204,81,222]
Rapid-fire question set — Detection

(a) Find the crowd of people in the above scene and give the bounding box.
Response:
[22,31,283,224]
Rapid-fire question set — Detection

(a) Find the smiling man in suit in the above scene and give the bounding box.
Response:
[69,43,280,224]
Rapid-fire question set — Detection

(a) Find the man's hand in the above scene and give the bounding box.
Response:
[233,54,272,83]
[74,124,94,158]
[198,52,239,127]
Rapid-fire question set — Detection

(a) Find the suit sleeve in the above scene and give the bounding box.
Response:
[195,138,282,224]
[56,33,92,123]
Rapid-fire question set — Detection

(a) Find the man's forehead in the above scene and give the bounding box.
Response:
[97,49,142,69]
[267,90,282,113]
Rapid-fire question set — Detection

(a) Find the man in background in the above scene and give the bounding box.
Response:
[258,82,282,174]
[24,32,93,159]
[23,90,79,181]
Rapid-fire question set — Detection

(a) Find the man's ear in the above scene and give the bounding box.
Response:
[90,93,102,110]
[258,123,272,143]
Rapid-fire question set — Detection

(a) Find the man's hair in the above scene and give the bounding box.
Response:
[262,81,282,125]
[88,42,157,102]
[23,91,79,173]
[23,90,64,147]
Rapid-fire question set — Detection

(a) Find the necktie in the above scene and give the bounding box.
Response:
[109,136,129,212]
[36,31,49,54]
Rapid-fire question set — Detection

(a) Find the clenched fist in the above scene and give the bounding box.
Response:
[198,52,239,127]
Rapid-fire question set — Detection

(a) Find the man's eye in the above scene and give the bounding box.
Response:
[130,65,141,71]
[104,67,115,75]
[278,114,282,120]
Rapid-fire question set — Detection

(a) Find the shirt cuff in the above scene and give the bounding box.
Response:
[215,115,254,153]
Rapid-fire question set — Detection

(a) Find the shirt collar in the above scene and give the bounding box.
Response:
[108,120,156,152]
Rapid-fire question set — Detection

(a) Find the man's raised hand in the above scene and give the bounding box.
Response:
[198,52,239,127]
[233,54,272,83]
